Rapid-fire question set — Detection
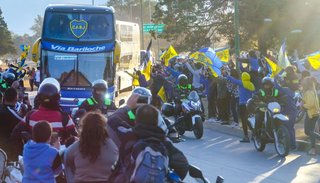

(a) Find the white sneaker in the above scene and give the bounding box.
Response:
[231,122,240,129]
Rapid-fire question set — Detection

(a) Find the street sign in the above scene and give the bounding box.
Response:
[143,24,165,33]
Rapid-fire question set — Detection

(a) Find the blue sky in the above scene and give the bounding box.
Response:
[0,0,108,35]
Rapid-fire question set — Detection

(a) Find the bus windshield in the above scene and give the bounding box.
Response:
[43,12,114,42]
[43,51,113,87]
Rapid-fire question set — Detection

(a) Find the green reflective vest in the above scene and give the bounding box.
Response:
[259,88,279,98]
[87,97,111,106]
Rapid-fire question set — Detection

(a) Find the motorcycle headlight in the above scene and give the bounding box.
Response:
[191,101,201,108]
[273,108,280,113]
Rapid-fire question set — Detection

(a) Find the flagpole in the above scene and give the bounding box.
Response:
[234,0,240,71]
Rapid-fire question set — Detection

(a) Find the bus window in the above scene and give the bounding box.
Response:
[44,13,76,41]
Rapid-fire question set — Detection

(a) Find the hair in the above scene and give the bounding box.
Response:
[136,104,159,126]
[230,69,239,79]
[136,70,141,75]
[3,88,18,103]
[32,121,52,143]
[302,76,316,92]
[249,50,257,59]
[79,112,108,163]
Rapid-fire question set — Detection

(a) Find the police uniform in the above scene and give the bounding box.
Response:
[79,97,116,114]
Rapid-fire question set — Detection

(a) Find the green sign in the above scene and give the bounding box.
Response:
[143,24,165,33]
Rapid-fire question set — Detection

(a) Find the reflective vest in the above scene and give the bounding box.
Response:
[86,97,112,106]
[259,88,279,98]
[178,84,192,99]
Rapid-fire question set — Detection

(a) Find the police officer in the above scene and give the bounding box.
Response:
[79,79,116,114]
[0,72,15,93]
[175,74,192,100]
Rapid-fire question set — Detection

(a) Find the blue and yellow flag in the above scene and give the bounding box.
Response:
[161,45,178,66]
[265,57,281,78]
[307,52,320,70]
[215,47,230,63]
[32,38,41,63]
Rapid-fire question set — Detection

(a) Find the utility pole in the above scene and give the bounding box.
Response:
[234,0,240,71]
[140,0,144,49]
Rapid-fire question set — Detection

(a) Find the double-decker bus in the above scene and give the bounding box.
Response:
[33,5,140,113]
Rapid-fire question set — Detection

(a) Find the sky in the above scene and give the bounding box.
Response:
[0,0,108,35]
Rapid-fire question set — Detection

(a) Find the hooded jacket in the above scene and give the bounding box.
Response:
[23,141,62,183]
[227,72,255,105]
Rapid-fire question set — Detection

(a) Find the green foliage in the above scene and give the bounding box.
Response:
[30,15,43,38]
[0,8,16,55]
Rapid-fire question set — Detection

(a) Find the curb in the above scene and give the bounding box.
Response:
[204,121,320,153]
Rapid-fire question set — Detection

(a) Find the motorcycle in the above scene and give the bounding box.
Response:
[294,91,305,123]
[168,165,224,183]
[162,91,205,139]
[248,102,291,157]
[0,149,23,183]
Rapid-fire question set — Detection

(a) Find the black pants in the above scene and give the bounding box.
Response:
[207,95,217,118]
[217,97,229,121]
[305,115,319,148]
[29,79,34,91]
[239,105,249,136]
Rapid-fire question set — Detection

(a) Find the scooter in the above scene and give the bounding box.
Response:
[248,102,291,157]
[162,91,205,139]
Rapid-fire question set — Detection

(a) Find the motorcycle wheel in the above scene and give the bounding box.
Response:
[193,118,203,139]
[274,125,290,157]
[295,110,305,123]
[252,131,266,152]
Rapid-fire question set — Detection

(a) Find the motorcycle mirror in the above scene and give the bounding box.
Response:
[216,176,224,183]
[119,99,125,107]
[189,165,204,179]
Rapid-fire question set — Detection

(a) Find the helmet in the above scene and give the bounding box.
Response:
[92,79,108,91]
[3,72,15,86]
[38,83,60,107]
[39,78,60,92]
[177,74,188,87]
[92,79,108,100]
[132,87,152,104]
[261,77,274,87]
[161,103,175,117]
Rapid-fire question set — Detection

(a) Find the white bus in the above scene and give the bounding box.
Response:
[115,20,140,92]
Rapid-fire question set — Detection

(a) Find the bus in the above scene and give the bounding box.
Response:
[115,20,140,91]
[33,5,140,113]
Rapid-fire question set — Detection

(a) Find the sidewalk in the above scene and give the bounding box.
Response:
[202,99,320,153]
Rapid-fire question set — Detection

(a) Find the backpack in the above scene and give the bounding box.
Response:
[112,138,169,183]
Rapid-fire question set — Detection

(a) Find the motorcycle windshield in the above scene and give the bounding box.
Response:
[188,91,200,102]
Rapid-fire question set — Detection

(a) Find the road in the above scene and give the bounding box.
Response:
[27,91,320,183]
[177,128,320,183]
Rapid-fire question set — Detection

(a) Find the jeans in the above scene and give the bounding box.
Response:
[230,96,239,123]
[305,115,320,148]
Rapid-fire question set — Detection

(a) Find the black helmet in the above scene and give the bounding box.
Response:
[38,83,60,105]
[261,77,274,87]
[178,74,188,87]
[3,72,15,85]
[132,87,152,104]
[161,103,175,117]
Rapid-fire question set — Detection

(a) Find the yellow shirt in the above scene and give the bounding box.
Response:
[303,90,320,118]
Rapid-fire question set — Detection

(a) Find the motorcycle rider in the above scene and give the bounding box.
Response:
[79,79,116,114]
[174,74,193,115]
[0,72,15,93]
[106,93,189,182]
[252,77,286,136]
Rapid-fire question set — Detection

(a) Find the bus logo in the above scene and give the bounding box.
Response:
[70,20,88,38]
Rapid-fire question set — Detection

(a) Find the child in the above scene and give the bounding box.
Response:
[23,121,62,183]
[302,77,320,155]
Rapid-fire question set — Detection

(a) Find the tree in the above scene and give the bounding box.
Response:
[153,0,232,52]
[30,15,43,38]
[0,8,16,55]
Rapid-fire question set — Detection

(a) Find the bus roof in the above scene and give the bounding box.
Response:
[45,4,114,13]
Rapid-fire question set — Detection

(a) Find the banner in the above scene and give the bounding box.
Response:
[307,52,320,70]
[265,57,281,78]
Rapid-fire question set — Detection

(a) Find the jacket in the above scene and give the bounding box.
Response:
[79,96,117,114]
[303,89,320,118]
[227,72,255,105]
[23,141,62,183]
[65,139,119,183]
[106,107,189,181]
[185,62,202,89]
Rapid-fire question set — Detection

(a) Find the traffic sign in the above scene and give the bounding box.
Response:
[143,24,165,33]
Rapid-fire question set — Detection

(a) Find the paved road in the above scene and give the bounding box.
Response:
[176,128,320,183]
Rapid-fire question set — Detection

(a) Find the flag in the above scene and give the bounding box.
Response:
[190,47,225,77]
[307,52,320,70]
[161,45,178,66]
[32,38,41,63]
[265,57,281,78]
[278,40,291,69]
[157,86,167,102]
[141,40,153,81]
[215,47,230,63]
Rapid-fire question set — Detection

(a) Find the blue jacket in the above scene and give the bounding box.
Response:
[227,76,255,105]
[249,58,259,72]
[274,79,298,115]
[23,141,62,183]
[139,74,148,87]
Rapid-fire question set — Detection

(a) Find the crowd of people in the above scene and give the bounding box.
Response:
[0,48,319,182]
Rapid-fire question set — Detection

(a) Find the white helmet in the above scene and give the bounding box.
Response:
[39,78,60,92]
